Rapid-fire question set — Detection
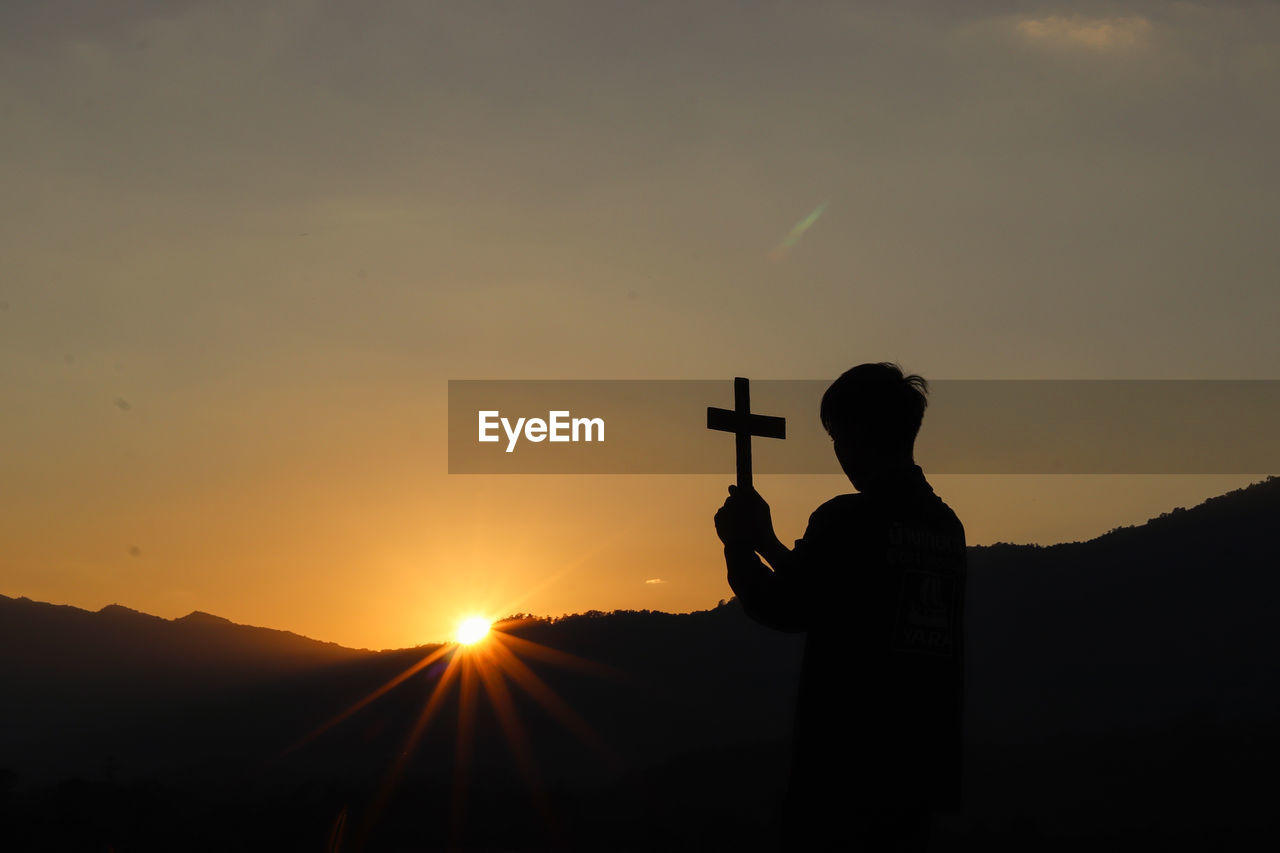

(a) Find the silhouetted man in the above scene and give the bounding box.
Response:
[715,363,966,852]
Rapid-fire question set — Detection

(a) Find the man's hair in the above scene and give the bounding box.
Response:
[820,362,929,450]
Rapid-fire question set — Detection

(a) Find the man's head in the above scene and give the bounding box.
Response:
[821,363,928,487]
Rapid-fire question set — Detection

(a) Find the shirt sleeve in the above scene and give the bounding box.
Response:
[726,498,850,633]
[726,544,808,632]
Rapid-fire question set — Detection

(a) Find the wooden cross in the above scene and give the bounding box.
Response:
[707,377,786,489]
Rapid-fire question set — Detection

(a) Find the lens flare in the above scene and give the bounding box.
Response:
[768,202,827,261]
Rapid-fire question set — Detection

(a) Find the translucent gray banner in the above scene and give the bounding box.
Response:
[447,380,1280,475]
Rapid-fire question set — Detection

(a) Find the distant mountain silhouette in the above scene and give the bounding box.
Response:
[0,597,378,794]
[967,474,1280,743]
[0,594,800,785]
[0,597,370,678]
[1,598,368,703]
[2,597,802,851]
[3,476,1278,850]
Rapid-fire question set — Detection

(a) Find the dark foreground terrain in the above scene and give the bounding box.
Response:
[3,477,1278,850]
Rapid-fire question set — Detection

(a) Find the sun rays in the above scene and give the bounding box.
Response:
[288,616,620,844]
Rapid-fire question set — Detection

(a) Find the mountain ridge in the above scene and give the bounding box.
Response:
[7,475,1275,652]
[3,476,1279,848]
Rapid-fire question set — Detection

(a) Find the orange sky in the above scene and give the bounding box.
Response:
[2,2,1277,648]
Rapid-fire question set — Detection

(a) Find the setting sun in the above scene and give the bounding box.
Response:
[455,617,492,645]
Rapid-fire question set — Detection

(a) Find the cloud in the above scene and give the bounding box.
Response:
[644,578,666,585]
[1013,14,1153,53]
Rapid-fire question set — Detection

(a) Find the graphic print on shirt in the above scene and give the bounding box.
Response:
[886,521,964,657]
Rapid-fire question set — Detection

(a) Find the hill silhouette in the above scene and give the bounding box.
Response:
[3,476,1279,850]
[969,476,1280,743]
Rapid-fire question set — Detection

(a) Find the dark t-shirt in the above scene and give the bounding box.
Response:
[729,465,966,817]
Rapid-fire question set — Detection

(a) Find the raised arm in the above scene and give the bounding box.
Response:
[715,486,808,632]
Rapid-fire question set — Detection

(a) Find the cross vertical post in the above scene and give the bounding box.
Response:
[707,377,787,490]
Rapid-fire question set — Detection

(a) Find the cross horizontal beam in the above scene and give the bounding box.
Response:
[706,407,786,439]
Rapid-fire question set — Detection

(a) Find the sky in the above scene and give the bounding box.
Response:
[2,1,1277,649]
